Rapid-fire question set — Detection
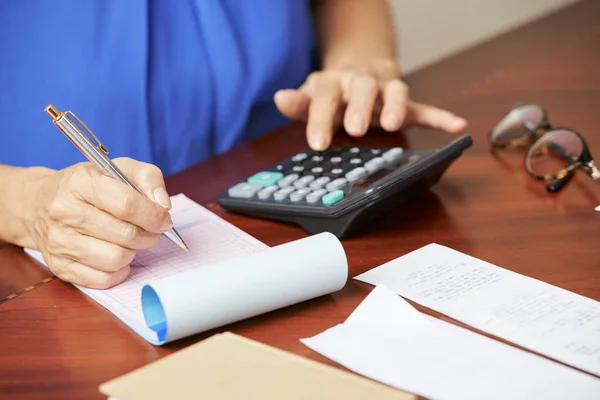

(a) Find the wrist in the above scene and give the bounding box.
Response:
[0,166,55,249]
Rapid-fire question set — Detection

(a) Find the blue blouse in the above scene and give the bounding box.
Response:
[0,1,315,176]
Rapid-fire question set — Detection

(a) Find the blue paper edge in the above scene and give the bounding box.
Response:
[141,284,168,344]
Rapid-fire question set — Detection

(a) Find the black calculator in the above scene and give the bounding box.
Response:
[218,134,473,238]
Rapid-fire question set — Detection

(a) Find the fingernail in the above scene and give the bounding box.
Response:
[347,114,365,134]
[161,215,174,232]
[309,132,326,151]
[384,112,400,130]
[451,117,468,131]
[153,188,171,209]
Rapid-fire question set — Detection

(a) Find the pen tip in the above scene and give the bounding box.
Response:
[179,242,189,252]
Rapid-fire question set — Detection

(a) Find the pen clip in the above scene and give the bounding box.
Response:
[65,111,109,154]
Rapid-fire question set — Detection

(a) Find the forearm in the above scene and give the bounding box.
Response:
[311,0,398,71]
[0,165,53,248]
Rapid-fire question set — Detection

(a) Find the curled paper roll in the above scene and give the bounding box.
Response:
[141,232,348,344]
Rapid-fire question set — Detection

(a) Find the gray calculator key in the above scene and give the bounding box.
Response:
[311,166,324,174]
[228,182,263,198]
[349,147,360,153]
[291,153,307,162]
[326,178,347,191]
[278,174,299,188]
[330,156,343,164]
[293,175,315,189]
[290,187,312,202]
[273,186,295,201]
[349,158,362,165]
[311,155,324,162]
[382,147,404,164]
[292,165,305,172]
[257,185,279,200]
[364,157,385,173]
[346,167,367,182]
[310,176,330,190]
[306,188,327,204]
[331,168,344,175]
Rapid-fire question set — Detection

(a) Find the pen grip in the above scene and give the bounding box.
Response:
[103,163,143,195]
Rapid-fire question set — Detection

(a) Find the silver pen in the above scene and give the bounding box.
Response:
[44,104,188,252]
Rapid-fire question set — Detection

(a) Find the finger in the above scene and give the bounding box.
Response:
[51,198,162,250]
[112,157,172,209]
[407,101,468,133]
[47,225,137,272]
[343,75,378,137]
[274,89,310,121]
[71,163,172,234]
[380,79,409,131]
[51,255,130,289]
[306,75,342,151]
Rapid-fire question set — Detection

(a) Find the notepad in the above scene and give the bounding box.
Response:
[354,243,600,377]
[25,194,348,345]
[301,284,600,400]
[99,331,415,400]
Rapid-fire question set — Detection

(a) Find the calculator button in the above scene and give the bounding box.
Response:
[322,189,344,206]
[349,158,362,165]
[293,175,315,189]
[364,157,386,173]
[345,167,367,182]
[330,156,343,164]
[382,148,404,164]
[306,188,327,203]
[257,185,279,200]
[349,147,361,154]
[247,171,284,187]
[292,165,305,173]
[310,176,331,190]
[311,155,324,162]
[331,168,344,175]
[228,182,263,198]
[311,166,324,174]
[370,149,382,155]
[290,188,312,202]
[278,174,299,188]
[291,153,308,162]
[273,187,295,201]
[326,178,347,191]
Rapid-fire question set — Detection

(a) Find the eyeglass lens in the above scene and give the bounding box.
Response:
[490,104,544,146]
[525,129,583,179]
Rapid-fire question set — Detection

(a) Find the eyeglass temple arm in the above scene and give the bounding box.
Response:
[545,142,578,193]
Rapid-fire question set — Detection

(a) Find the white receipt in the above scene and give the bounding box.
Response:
[354,243,600,377]
[25,194,348,345]
[302,284,600,400]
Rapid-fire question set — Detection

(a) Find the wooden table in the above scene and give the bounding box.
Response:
[2,1,599,398]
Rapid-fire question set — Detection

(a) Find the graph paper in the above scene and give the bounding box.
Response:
[25,194,268,342]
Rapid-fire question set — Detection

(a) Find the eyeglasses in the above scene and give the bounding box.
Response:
[488,103,600,192]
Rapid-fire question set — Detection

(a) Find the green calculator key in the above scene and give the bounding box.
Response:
[322,189,344,206]
[247,171,284,187]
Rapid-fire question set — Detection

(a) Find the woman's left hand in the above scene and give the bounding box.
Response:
[274,61,468,151]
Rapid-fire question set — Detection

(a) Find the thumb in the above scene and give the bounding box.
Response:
[274,89,310,121]
[112,157,171,210]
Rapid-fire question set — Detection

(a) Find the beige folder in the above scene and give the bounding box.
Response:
[99,332,415,400]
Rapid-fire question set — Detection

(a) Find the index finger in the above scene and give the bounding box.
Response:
[71,167,172,234]
[306,75,342,151]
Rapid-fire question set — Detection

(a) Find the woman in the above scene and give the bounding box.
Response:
[0,0,467,288]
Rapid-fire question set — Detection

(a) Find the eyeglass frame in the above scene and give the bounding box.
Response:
[488,103,600,192]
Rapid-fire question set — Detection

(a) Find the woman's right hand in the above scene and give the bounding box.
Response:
[24,157,173,289]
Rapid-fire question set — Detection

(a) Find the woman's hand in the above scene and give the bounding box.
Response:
[23,158,172,289]
[274,61,468,151]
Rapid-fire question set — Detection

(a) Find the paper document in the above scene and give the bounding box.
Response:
[25,194,348,345]
[355,243,600,376]
[99,331,415,400]
[301,284,600,400]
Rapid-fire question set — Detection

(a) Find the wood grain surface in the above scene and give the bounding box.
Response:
[1,1,599,398]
